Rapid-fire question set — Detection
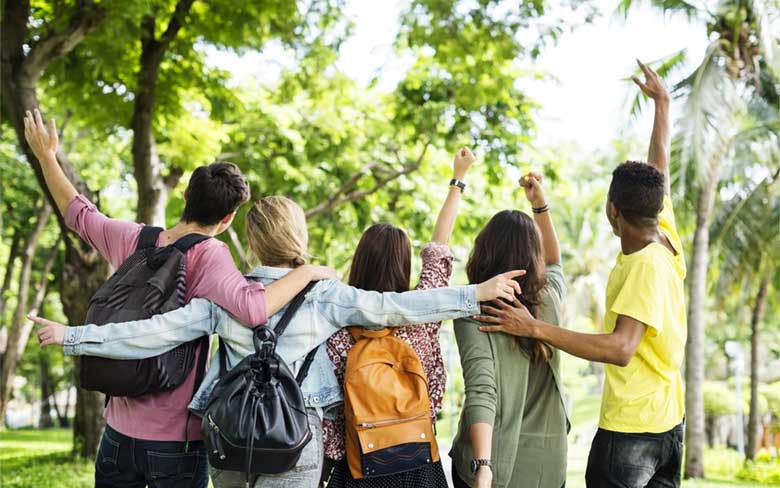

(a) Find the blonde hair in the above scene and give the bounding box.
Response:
[245,196,309,267]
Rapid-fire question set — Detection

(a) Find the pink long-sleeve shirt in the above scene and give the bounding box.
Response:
[66,195,267,441]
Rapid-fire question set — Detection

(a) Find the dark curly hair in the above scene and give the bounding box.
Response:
[608,161,665,228]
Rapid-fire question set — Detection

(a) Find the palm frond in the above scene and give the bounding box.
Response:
[614,0,709,20]
[712,173,780,291]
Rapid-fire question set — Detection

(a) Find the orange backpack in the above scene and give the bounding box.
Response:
[343,327,439,479]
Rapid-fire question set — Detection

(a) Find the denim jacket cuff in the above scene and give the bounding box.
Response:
[62,325,102,356]
[461,285,479,315]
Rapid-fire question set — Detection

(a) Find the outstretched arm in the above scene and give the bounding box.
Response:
[475,298,646,367]
[431,147,476,244]
[31,299,217,359]
[633,60,671,195]
[520,172,560,264]
[24,109,78,215]
[317,270,526,329]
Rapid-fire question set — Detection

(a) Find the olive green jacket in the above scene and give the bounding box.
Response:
[450,264,570,488]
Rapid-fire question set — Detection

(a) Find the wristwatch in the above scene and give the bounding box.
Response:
[449,178,466,193]
[470,458,492,474]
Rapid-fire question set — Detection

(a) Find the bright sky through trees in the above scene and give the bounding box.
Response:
[206,0,709,153]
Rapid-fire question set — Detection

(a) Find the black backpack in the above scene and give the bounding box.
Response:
[203,282,318,482]
[80,226,210,398]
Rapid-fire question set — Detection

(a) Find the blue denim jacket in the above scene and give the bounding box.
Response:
[63,266,479,414]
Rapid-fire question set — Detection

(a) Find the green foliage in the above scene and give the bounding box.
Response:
[762,382,780,417]
[704,381,737,417]
[737,459,780,485]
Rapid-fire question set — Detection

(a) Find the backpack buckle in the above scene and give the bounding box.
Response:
[253,327,278,358]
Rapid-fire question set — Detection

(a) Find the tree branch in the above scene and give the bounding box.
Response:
[0,229,21,321]
[27,236,61,319]
[158,0,196,48]
[227,227,251,271]
[21,0,106,83]
[305,143,430,218]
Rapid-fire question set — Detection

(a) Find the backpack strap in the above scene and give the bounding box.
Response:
[136,226,163,251]
[295,347,319,386]
[184,335,211,452]
[217,337,230,379]
[173,233,211,253]
[273,281,317,337]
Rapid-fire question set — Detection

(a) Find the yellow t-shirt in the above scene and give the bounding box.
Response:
[599,195,687,433]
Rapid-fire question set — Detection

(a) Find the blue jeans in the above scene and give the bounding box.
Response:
[585,422,684,488]
[94,425,208,488]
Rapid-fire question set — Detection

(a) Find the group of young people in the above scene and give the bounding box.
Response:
[24,59,686,488]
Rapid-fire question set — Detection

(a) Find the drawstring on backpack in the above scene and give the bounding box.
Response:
[245,399,261,488]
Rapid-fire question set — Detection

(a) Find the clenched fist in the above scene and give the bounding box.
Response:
[453,147,476,180]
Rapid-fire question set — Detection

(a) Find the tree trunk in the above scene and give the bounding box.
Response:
[53,385,73,428]
[63,242,108,457]
[131,1,194,226]
[0,228,21,322]
[684,166,721,479]
[39,353,55,428]
[746,275,769,460]
[0,202,52,426]
[1,0,107,455]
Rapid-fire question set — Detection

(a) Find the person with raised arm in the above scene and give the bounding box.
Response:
[474,60,687,488]
[324,147,477,488]
[449,171,568,488]
[23,109,339,488]
[30,191,524,488]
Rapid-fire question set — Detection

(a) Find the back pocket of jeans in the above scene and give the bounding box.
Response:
[95,433,121,476]
[147,449,198,481]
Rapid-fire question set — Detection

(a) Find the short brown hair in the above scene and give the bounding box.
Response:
[182,162,250,225]
[348,223,411,293]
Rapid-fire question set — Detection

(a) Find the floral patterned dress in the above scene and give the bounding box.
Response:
[322,242,453,462]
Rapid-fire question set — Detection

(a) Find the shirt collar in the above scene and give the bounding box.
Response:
[246,266,293,280]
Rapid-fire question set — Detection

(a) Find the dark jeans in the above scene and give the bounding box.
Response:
[585,422,684,488]
[94,425,208,488]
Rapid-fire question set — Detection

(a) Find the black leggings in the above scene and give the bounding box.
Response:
[451,466,471,488]
[451,465,566,488]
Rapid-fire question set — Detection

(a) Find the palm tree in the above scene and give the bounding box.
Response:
[619,0,780,477]
[711,170,780,460]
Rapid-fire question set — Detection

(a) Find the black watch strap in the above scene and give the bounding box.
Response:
[470,458,492,474]
[449,178,466,192]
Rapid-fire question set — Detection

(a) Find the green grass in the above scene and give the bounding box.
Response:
[0,428,92,488]
[1,428,775,487]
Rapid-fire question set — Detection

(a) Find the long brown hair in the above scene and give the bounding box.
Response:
[466,210,551,363]
[348,223,412,293]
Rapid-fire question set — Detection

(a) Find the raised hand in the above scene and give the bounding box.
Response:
[453,147,476,180]
[23,109,59,161]
[29,314,68,347]
[632,59,669,104]
[475,270,526,303]
[519,172,546,208]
